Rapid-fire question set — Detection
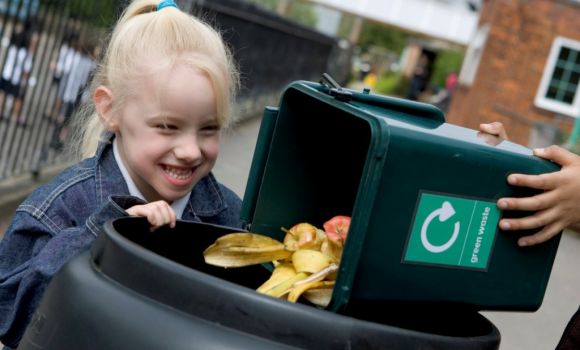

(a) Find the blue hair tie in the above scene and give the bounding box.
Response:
[157,0,178,11]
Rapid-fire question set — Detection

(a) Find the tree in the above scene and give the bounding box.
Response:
[358,20,408,54]
[431,50,464,88]
[41,0,118,27]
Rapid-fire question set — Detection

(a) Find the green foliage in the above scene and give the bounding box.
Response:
[44,0,117,27]
[358,21,409,54]
[288,0,318,28]
[336,14,409,52]
[245,0,317,28]
[337,13,355,39]
[246,0,277,11]
[568,142,580,155]
[560,125,580,154]
[374,72,410,98]
[430,50,464,87]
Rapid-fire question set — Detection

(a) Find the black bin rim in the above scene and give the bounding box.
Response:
[90,217,501,349]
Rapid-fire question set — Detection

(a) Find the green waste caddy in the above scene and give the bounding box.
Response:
[18,78,562,349]
[240,78,561,312]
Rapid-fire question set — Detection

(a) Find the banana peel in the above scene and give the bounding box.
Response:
[302,281,335,307]
[288,264,338,302]
[202,216,351,308]
[288,280,325,303]
[203,232,291,267]
[260,271,309,298]
[292,249,332,273]
[256,262,297,294]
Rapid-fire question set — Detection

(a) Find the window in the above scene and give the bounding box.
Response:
[535,37,580,117]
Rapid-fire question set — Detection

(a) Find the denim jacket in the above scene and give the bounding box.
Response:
[0,139,244,348]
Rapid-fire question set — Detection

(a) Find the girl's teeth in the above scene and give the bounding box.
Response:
[165,166,192,180]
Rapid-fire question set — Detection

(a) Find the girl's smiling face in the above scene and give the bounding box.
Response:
[100,61,220,203]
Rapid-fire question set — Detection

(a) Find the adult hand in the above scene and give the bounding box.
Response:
[497,146,580,246]
[126,200,177,231]
[479,122,509,139]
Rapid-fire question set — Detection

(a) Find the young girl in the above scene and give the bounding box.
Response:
[0,0,242,347]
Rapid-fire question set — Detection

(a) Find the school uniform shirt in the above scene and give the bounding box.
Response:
[61,50,94,105]
[0,135,244,348]
[2,45,32,85]
[53,43,71,80]
[55,45,75,99]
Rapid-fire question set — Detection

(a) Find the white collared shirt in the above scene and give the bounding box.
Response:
[113,139,190,219]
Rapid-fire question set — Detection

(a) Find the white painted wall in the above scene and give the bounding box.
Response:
[308,0,480,45]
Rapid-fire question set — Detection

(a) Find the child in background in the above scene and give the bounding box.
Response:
[47,31,78,122]
[0,0,241,348]
[479,122,580,247]
[0,23,34,124]
[50,38,97,150]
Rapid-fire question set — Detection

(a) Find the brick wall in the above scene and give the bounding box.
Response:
[446,0,580,146]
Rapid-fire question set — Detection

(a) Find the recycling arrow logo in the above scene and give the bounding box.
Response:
[403,192,500,270]
[420,201,461,253]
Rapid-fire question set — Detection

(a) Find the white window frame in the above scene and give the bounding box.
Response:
[458,24,489,86]
[534,36,580,118]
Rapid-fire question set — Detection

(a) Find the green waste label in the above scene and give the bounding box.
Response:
[403,192,500,270]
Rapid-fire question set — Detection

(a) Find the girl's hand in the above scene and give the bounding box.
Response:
[497,146,580,246]
[126,200,177,231]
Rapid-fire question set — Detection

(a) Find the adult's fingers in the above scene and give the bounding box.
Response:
[497,190,557,212]
[498,206,559,231]
[517,221,564,247]
[506,171,559,191]
[534,145,579,167]
[479,122,508,139]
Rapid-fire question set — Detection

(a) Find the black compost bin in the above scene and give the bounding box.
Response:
[18,217,500,350]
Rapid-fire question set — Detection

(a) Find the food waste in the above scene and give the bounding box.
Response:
[203,215,351,308]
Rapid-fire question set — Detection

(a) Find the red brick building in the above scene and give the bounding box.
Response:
[447,0,580,147]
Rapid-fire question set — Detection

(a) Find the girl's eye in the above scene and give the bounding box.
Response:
[155,123,178,131]
[201,125,220,135]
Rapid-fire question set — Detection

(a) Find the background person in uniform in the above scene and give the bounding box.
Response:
[50,39,97,150]
[407,53,429,101]
[0,21,36,125]
[46,31,79,122]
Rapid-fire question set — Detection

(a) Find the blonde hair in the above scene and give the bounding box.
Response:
[70,0,239,159]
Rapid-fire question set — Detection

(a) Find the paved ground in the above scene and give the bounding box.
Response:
[2,115,579,349]
[484,231,580,349]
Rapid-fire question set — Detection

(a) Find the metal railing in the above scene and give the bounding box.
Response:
[0,0,118,180]
[0,0,352,182]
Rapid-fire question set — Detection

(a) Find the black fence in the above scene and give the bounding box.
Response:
[0,0,352,182]
[0,0,118,181]
[201,0,350,96]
